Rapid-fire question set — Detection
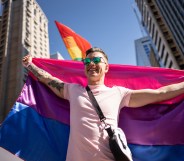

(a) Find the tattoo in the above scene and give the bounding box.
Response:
[48,80,64,92]
[27,63,64,95]
[27,64,51,80]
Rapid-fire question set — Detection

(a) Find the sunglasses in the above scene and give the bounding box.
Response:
[82,57,106,66]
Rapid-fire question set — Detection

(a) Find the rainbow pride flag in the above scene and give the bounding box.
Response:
[55,21,91,61]
[0,58,184,161]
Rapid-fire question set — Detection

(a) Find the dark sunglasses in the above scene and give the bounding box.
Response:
[82,57,106,66]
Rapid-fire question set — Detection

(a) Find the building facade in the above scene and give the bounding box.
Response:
[135,36,160,67]
[155,0,184,58]
[0,0,50,122]
[135,0,184,69]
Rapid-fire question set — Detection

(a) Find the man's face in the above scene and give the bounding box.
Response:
[84,52,109,82]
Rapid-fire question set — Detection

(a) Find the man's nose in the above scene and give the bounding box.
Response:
[88,60,95,66]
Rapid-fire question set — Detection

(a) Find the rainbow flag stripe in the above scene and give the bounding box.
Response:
[55,21,91,60]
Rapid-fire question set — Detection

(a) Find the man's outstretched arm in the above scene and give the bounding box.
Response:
[22,55,65,99]
[128,82,184,108]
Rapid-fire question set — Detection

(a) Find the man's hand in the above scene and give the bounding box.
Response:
[22,54,32,67]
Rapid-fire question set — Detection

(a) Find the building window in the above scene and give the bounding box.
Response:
[0,39,5,45]
[26,32,30,38]
[143,44,150,55]
[146,11,149,26]
[161,45,165,59]
[171,47,177,53]
[0,46,4,51]
[152,24,155,37]
[153,11,159,16]
[3,1,9,10]
[158,37,161,52]
[157,17,161,23]
[147,0,152,3]
[155,30,158,45]
[1,33,5,40]
[164,52,169,66]
[2,23,6,29]
[163,31,169,39]
[27,1,30,7]
[167,39,174,46]
[34,9,36,15]
[27,12,31,17]
[169,61,173,68]
[149,17,152,33]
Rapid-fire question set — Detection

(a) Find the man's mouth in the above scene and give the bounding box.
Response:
[88,68,98,73]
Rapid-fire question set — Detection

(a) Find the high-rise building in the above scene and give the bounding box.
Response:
[155,0,184,58]
[135,0,184,69]
[135,36,161,67]
[50,52,64,60]
[0,0,50,122]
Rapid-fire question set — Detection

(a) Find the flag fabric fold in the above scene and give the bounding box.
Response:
[1,58,184,161]
[55,21,91,60]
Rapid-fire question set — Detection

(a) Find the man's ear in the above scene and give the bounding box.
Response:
[105,64,109,73]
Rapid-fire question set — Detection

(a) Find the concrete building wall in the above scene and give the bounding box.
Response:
[135,36,160,67]
[0,0,50,122]
[135,0,184,69]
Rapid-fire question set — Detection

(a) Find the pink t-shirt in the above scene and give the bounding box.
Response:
[64,83,132,161]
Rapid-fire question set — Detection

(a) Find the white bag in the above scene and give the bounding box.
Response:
[106,127,133,161]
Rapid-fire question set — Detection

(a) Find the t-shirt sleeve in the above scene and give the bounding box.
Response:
[118,86,132,108]
[64,83,81,101]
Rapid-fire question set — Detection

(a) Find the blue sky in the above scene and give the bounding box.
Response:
[37,0,142,65]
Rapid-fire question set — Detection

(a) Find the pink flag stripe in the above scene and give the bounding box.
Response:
[32,58,184,104]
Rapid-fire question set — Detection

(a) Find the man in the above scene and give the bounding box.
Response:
[22,47,184,161]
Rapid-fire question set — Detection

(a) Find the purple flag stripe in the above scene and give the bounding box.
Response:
[17,76,184,145]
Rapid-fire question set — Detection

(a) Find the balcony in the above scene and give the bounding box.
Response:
[26,5,32,13]
[24,38,31,47]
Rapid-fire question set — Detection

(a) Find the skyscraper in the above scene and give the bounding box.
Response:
[135,36,160,67]
[50,52,64,60]
[0,0,50,122]
[155,0,184,57]
[135,0,184,69]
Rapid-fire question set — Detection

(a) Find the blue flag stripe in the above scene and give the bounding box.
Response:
[1,102,184,161]
[0,102,69,161]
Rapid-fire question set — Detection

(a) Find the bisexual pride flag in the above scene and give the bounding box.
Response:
[0,58,184,161]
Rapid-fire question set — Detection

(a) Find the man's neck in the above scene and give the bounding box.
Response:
[88,80,104,85]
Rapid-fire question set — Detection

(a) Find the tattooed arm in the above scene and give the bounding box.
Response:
[22,55,65,99]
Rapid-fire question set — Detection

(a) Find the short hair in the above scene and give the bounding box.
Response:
[85,47,108,61]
